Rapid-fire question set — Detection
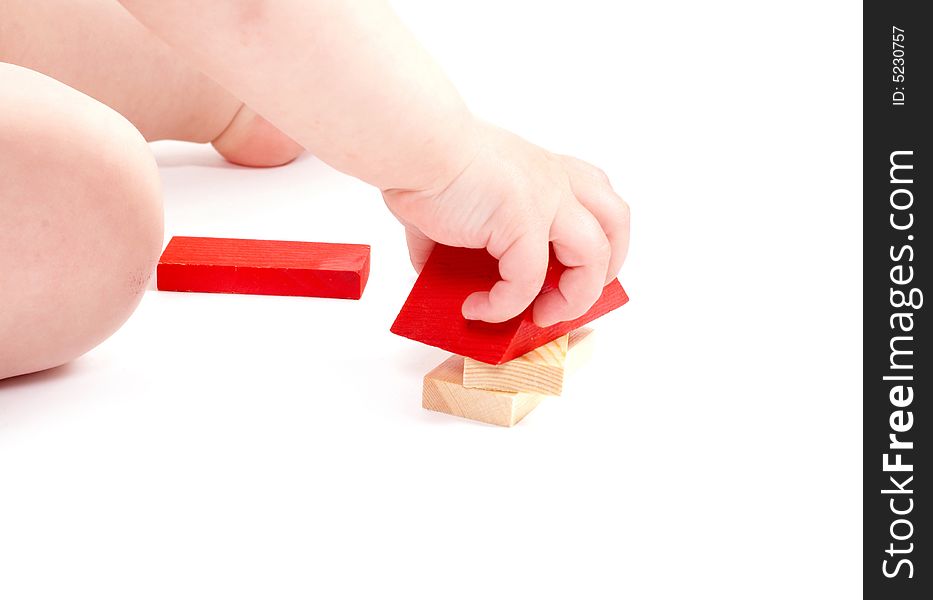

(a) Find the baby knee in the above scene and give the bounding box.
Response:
[0,63,163,379]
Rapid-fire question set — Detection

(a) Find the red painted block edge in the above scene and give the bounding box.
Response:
[390,245,628,364]
[157,236,371,299]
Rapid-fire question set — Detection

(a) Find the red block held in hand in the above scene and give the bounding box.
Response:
[157,236,370,299]
[391,245,628,364]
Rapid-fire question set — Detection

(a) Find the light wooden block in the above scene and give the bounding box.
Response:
[422,328,597,427]
[463,334,569,395]
[423,355,545,427]
[565,328,596,375]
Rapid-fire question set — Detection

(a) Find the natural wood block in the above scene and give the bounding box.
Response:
[565,328,596,375]
[391,244,628,364]
[463,334,569,395]
[157,236,370,299]
[422,328,596,426]
[423,355,545,427]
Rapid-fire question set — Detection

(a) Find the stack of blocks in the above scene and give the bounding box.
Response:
[422,328,596,427]
[391,244,628,427]
[155,237,627,427]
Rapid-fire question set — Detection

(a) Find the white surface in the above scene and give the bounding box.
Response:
[0,1,861,598]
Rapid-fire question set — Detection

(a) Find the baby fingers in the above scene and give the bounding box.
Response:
[533,201,611,327]
[461,232,550,323]
[562,157,630,283]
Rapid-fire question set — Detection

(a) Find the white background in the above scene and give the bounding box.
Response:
[0,1,862,598]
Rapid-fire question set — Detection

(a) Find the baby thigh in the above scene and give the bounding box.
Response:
[0,63,163,380]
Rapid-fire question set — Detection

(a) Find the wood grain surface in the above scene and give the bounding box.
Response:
[423,326,597,426]
[423,355,545,427]
[463,334,569,395]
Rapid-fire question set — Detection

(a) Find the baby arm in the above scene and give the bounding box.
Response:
[117,0,629,326]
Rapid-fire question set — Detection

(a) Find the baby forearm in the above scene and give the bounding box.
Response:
[118,0,479,192]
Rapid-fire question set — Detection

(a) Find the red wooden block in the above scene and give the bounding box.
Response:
[157,236,370,299]
[390,245,628,364]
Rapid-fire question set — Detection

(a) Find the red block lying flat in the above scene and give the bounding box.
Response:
[157,236,370,299]
[390,245,628,364]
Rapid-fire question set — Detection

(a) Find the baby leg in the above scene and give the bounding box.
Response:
[0,63,163,380]
[0,0,301,167]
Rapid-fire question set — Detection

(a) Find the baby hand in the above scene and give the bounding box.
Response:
[383,123,630,327]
